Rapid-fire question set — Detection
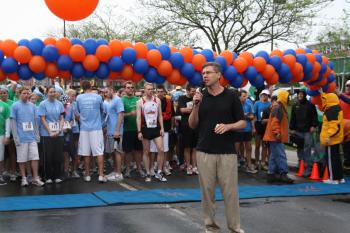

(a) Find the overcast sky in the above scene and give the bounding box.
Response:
[0,0,348,53]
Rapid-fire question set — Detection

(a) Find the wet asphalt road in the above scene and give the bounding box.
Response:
[1,169,350,233]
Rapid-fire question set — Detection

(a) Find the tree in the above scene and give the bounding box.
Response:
[141,0,331,53]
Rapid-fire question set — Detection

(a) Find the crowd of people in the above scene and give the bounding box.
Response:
[0,74,349,188]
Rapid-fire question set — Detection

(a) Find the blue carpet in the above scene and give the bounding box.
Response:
[0,193,107,211]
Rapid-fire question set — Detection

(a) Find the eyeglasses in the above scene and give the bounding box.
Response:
[126,86,134,89]
[202,71,218,76]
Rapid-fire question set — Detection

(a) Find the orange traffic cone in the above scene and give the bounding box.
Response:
[296,160,305,177]
[322,165,329,181]
[309,162,320,180]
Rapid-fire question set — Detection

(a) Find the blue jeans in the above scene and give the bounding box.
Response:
[295,132,313,167]
[268,142,288,174]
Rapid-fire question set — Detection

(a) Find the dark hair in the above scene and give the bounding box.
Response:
[202,62,222,73]
[46,85,56,94]
[239,89,248,96]
[156,84,166,91]
[18,86,30,94]
[81,80,92,91]
[186,84,196,91]
[271,96,278,102]
[124,81,134,88]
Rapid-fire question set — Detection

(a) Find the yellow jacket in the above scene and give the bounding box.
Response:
[320,93,344,146]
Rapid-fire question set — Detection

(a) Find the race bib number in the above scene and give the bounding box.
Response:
[63,121,71,130]
[186,101,193,109]
[22,122,34,131]
[49,122,60,132]
[146,118,157,128]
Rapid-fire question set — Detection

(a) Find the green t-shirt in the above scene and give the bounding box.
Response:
[5,99,14,107]
[0,101,10,136]
[7,89,16,101]
[122,95,139,132]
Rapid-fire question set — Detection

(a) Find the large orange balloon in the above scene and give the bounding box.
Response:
[44,0,99,21]
[69,44,86,62]
[253,57,267,72]
[134,42,148,59]
[157,60,173,77]
[192,54,206,72]
[45,63,59,78]
[14,46,32,63]
[147,50,162,67]
[219,76,229,87]
[56,38,72,55]
[305,53,316,64]
[109,71,121,80]
[180,47,193,63]
[121,65,134,80]
[233,57,248,73]
[109,40,123,56]
[170,47,179,53]
[262,64,276,80]
[121,41,133,49]
[0,69,6,81]
[238,52,253,65]
[95,45,112,62]
[83,55,99,71]
[270,49,283,58]
[44,37,57,45]
[1,39,18,57]
[29,56,46,73]
[131,73,143,83]
[295,48,305,54]
[220,50,233,65]
[8,72,19,81]
[58,70,71,79]
[167,69,181,84]
[282,54,296,69]
[266,73,279,85]
[322,56,329,65]
[327,82,336,93]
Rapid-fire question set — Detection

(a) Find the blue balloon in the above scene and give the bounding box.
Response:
[322,84,329,92]
[121,48,137,64]
[244,66,258,82]
[96,39,108,46]
[308,75,323,86]
[188,72,203,86]
[18,64,32,80]
[320,63,327,74]
[192,49,199,55]
[306,89,320,97]
[329,61,334,70]
[134,59,149,74]
[279,71,292,84]
[269,55,282,70]
[253,74,265,88]
[233,52,238,59]
[96,63,109,79]
[315,54,322,63]
[181,63,195,79]
[144,68,158,83]
[158,44,171,60]
[169,52,184,69]
[84,71,95,78]
[71,38,83,45]
[255,51,270,62]
[28,38,44,55]
[304,62,313,74]
[303,72,312,82]
[57,55,73,71]
[304,48,313,54]
[42,45,59,62]
[155,75,166,84]
[201,49,214,62]
[215,56,227,71]
[224,66,238,81]
[296,54,307,67]
[230,74,243,88]
[328,74,335,83]
[283,49,296,57]
[72,63,85,78]
[18,39,30,47]
[83,38,98,54]
[0,50,4,64]
[1,58,18,73]
[33,72,45,80]
[146,42,157,51]
[108,56,124,72]
[278,63,290,78]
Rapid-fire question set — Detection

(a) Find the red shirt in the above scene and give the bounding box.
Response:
[340,93,350,120]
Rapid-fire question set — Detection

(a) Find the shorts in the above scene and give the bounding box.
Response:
[254,121,266,136]
[150,132,169,153]
[105,135,123,154]
[141,127,161,140]
[16,142,39,163]
[78,130,104,156]
[235,132,253,142]
[122,131,143,153]
[0,135,5,161]
[181,126,198,149]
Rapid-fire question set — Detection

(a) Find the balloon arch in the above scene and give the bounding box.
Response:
[0,38,335,105]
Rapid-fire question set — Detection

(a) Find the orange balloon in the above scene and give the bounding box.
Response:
[44,37,57,45]
[282,54,296,69]
[131,73,143,83]
[175,75,188,86]
[295,48,306,54]
[167,69,181,84]
[109,71,121,80]
[95,45,112,62]
[233,57,248,73]
[83,55,99,71]
[180,47,193,63]
[121,65,134,80]
[262,64,276,80]
[317,76,328,87]
[14,46,32,63]
[221,50,233,65]
[305,53,316,64]
[157,60,173,77]
[134,42,148,59]
[241,78,249,87]
[238,52,253,65]
[219,76,229,87]
[311,95,322,106]
[147,50,162,67]
[69,44,86,62]
[121,41,133,49]
[327,82,336,93]
[0,69,6,81]
[56,37,72,55]
[192,54,206,71]
[322,56,329,65]
[266,73,279,85]
[170,47,179,53]
[253,57,267,72]
[270,49,283,58]
[1,39,18,57]
[307,84,320,91]
[45,63,59,78]
[29,56,46,73]
[8,72,19,81]
[44,0,99,21]
[109,40,123,56]
[291,63,303,82]
[58,70,71,79]
[312,50,319,54]
[312,62,321,75]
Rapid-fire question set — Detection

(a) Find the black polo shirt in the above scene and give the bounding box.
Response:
[196,88,244,154]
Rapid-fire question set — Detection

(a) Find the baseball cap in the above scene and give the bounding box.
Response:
[260,89,270,96]
[346,80,350,86]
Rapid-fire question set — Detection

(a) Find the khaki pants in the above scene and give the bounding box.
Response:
[197,151,241,233]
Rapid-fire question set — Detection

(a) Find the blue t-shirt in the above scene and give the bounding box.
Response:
[10,101,38,143]
[106,96,124,136]
[38,99,65,137]
[76,93,104,132]
[241,100,253,132]
[253,101,271,121]
[70,101,80,133]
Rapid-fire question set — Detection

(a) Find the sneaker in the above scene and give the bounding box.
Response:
[21,177,28,187]
[0,176,7,185]
[150,169,156,177]
[323,179,340,185]
[279,174,294,184]
[261,163,268,171]
[186,166,193,175]
[155,171,167,182]
[98,175,107,183]
[45,179,53,184]
[192,166,199,175]
[27,175,33,184]
[10,174,17,182]
[84,176,91,182]
[71,171,80,178]
[179,164,186,171]
[107,173,123,182]
[124,168,131,178]
[145,175,152,182]
[32,178,45,187]
[55,178,63,184]
[163,167,172,176]
[106,172,116,179]
[246,166,258,174]
[138,169,146,178]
